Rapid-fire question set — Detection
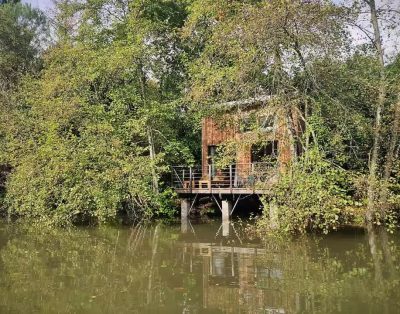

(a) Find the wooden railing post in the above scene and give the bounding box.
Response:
[208,164,212,193]
[189,167,192,194]
[229,164,233,193]
[251,163,255,189]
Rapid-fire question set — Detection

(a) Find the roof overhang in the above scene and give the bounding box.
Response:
[218,94,271,112]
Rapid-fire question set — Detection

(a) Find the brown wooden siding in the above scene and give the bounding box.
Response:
[201,109,301,178]
[201,117,236,176]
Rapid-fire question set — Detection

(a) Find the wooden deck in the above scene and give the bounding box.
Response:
[172,163,277,196]
[175,187,268,195]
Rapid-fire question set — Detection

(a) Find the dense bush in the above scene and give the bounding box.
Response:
[257,148,360,235]
[0,0,194,225]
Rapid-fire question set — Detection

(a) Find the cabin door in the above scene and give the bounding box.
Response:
[207,145,218,178]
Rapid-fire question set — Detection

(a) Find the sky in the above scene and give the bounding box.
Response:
[22,0,54,12]
[22,0,400,62]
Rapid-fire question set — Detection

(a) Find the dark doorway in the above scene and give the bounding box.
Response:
[207,145,218,177]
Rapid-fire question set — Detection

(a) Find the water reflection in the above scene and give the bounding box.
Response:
[0,221,399,313]
[184,242,286,313]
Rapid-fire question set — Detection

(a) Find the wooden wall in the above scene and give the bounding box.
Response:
[201,109,300,178]
[201,117,236,176]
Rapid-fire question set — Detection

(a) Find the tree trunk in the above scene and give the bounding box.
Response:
[147,126,159,194]
[282,25,312,155]
[366,0,386,222]
[273,46,297,164]
[147,223,160,304]
[367,222,383,283]
[139,62,159,195]
[380,94,400,208]
[379,227,395,279]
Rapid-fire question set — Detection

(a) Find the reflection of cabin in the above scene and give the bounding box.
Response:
[172,96,303,218]
[182,242,289,313]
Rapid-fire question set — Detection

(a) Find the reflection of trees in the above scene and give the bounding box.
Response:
[0,224,188,313]
[181,230,400,313]
[0,224,399,313]
[254,231,400,314]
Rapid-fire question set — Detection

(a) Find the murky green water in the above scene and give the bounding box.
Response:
[0,220,399,313]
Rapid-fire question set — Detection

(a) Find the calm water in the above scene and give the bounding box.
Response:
[0,220,399,314]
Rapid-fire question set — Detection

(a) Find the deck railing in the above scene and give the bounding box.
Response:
[171,162,277,193]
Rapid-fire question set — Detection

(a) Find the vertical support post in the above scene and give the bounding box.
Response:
[222,199,232,221]
[189,167,193,194]
[181,216,189,233]
[229,165,233,193]
[181,198,190,233]
[251,163,255,191]
[222,199,232,237]
[231,247,235,276]
[182,169,185,187]
[181,198,190,219]
[222,220,230,237]
[208,165,212,193]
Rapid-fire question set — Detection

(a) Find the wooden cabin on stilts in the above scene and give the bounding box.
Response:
[172,96,303,223]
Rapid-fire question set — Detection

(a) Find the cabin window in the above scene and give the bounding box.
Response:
[251,141,278,163]
[240,116,253,133]
[240,113,275,133]
[258,115,275,132]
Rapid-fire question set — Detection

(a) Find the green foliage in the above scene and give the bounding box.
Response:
[1,0,197,225]
[309,55,380,169]
[0,1,47,89]
[0,0,400,230]
[258,147,359,235]
[153,188,178,218]
[185,0,348,102]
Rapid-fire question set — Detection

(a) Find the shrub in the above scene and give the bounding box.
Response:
[257,148,357,235]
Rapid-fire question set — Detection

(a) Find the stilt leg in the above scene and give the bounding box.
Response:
[221,200,232,237]
[181,199,190,233]
[181,198,190,219]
